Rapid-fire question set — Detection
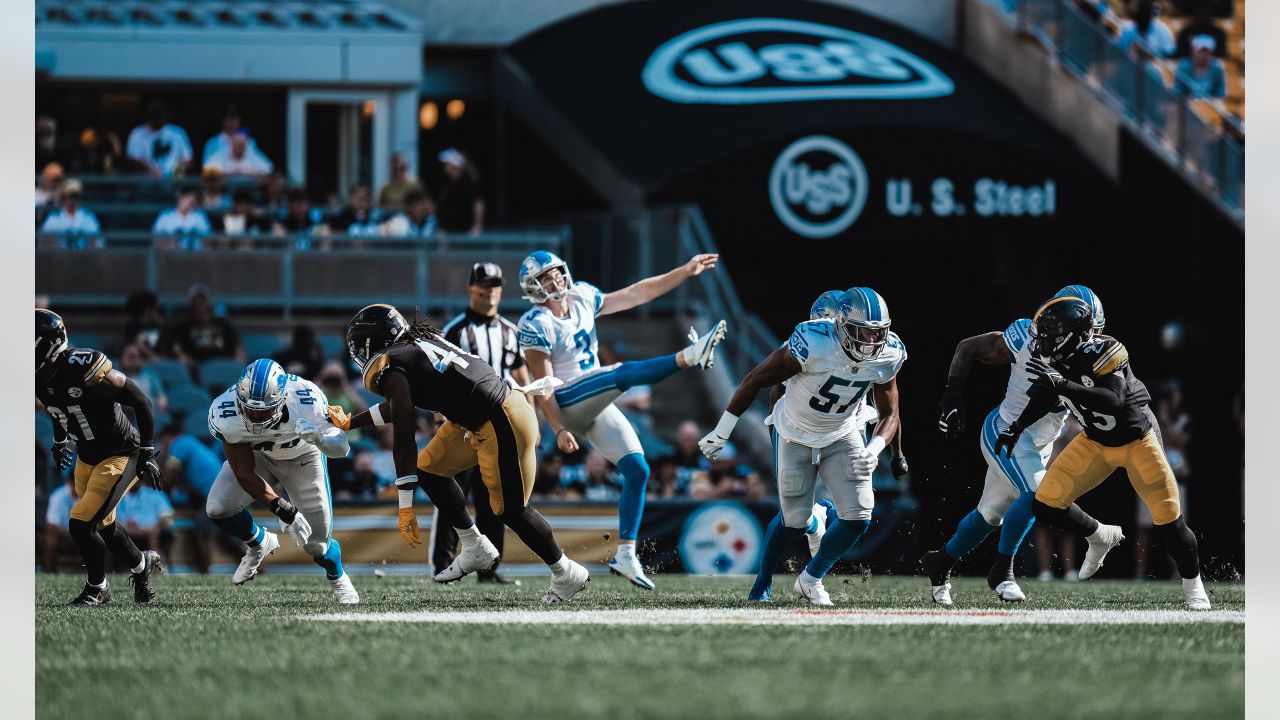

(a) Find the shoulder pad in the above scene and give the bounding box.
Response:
[362,352,391,394]
[1003,319,1031,354]
[517,312,553,351]
[573,282,604,314]
[1090,337,1129,376]
[78,350,112,386]
[787,320,837,365]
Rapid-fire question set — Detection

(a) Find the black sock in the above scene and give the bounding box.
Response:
[417,471,473,530]
[1032,500,1100,537]
[99,522,144,570]
[69,519,107,586]
[987,553,1015,589]
[1155,516,1201,580]
[502,507,562,565]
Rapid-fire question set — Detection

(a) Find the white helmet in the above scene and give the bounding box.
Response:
[518,250,573,304]
[234,358,289,434]
[836,287,891,362]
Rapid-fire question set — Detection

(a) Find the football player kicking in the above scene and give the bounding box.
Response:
[1002,297,1210,609]
[516,250,727,590]
[747,290,908,601]
[206,359,359,604]
[924,286,1105,605]
[36,309,165,605]
[700,288,905,605]
[340,305,590,604]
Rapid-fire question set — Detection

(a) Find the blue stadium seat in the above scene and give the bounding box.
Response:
[243,333,284,361]
[145,358,192,388]
[35,412,55,451]
[185,410,213,442]
[167,384,211,417]
[201,358,245,394]
[68,333,104,352]
[317,334,346,357]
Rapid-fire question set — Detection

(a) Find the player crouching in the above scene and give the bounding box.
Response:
[205,359,359,604]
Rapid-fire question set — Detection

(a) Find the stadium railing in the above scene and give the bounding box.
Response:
[1005,0,1244,221]
[35,229,570,317]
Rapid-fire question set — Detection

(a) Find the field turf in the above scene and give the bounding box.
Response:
[36,573,1243,720]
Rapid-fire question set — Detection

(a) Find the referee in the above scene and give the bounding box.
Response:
[431,261,531,582]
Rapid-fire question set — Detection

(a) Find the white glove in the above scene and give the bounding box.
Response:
[296,418,321,447]
[699,431,729,460]
[517,376,564,397]
[280,511,313,547]
[851,436,887,475]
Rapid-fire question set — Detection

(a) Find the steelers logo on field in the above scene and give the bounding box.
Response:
[769,135,868,239]
[678,501,763,575]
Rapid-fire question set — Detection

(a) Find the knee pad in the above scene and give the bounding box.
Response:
[616,453,650,484]
[303,539,330,558]
[205,496,238,520]
[836,507,872,522]
[780,497,813,529]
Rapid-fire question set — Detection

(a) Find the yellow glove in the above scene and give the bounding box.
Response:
[398,507,421,547]
[327,405,351,431]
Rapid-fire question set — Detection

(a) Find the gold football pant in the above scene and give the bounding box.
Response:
[417,391,539,516]
[1036,429,1182,525]
[70,454,139,529]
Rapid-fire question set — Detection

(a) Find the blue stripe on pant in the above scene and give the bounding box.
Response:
[982,409,1032,494]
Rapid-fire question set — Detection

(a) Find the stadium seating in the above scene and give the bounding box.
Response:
[200,357,245,394]
[242,333,284,361]
[144,358,192,388]
[166,384,211,417]
[67,332,103,351]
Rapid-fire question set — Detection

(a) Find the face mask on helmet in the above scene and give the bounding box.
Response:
[536,267,571,301]
[842,323,888,361]
[36,309,68,380]
[519,252,573,304]
[235,361,287,434]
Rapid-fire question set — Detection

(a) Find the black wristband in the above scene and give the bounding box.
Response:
[269,497,297,523]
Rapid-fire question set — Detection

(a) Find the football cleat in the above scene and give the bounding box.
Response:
[1184,576,1211,611]
[931,582,954,607]
[920,548,956,588]
[128,550,164,603]
[994,580,1026,602]
[233,531,280,585]
[434,535,500,584]
[805,502,829,558]
[609,550,656,590]
[1079,524,1124,580]
[70,582,111,606]
[747,587,772,602]
[329,573,360,604]
[793,573,834,606]
[685,320,728,370]
[543,557,590,604]
[1037,570,1054,582]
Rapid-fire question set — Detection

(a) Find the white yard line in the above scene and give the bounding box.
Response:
[306,607,1245,627]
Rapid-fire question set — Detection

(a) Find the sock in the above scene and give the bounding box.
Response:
[457,524,480,542]
[616,453,650,541]
[1033,500,1100,536]
[805,518,871,579]
[750,515,804,598]
[213,508,265,546]
[617,354,682,387]
[417,471,473,530]
[549,555,569,576]
[805,514,820,535]
[131,556,147,574]
[616,542,635,558]
[99,522,145,571]
[997,493,1037,556]
[314,538,344,580]
[1155,516,1201,580]
[799,569,820,585]
[68,519,107,586]
[1183,575,1205,592]
[987,553,1015,589]
[945,510,999,560]
[89,580,108,590]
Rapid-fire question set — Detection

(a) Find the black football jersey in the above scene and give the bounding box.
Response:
[363,334,510,431]
[36,349,140,465]
[1052,335,1153,447]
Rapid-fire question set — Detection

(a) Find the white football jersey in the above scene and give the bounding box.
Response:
[208,376,336,460]
[999,318,1067,446]
[772,319,906,448]
[517,281,605,384]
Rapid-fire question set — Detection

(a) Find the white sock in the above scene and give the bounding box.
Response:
[130,555,146,574]
[799,570,819,585]
[457,525,480,542]
[1183,575,1204,591]
[616,543,635,558]
[89,580,107,589]
[680,343,698,366]
[549,555,570,577]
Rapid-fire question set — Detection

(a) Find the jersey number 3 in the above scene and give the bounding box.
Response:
[809,376,870,414]
[573,330,596,370]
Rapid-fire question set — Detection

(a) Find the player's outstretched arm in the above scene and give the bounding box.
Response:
[939,331,1009,438]
[599,254,718,316]
[525,348,579,453]
[700,346,800,459]
[870,377,901,447]
[380,370,425,547]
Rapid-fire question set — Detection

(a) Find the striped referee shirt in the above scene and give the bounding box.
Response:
[442,308,526,383]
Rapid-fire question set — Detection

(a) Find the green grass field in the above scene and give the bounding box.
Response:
[36,573,1243,720]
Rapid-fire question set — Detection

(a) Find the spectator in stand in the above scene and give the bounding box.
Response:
[152,185,212,250]
[125,99,193,177]
[332,448,382,500]
[39,178,103,250]
[274,188,328,249]
[35,162,63,208]
[1116,0,1176,58]
[202,107,251,164]
[74,126,122,175]
[534,453,567,498]
[655,421,711,497]
[377,152,425,210]
[381,189,436,238]
[41,476,77,573]
[117,341,168,412]
[689,443,765,501]
[200,167,230,212]
[210,187,272,245]
[562,451,622,502]
[260,170,289,222]
[1175,35,1228,99]
[1135,380,1193,578]
[122,289,167,354]
[36,115,77,173]
[159,420,225,574]
[435,148,485,236]
[1175,3,1228,59]
[315,361,368,416]
[115,481,174,564]
[328,183,383,238]
[273,325,327,380]
[162,283,244,364]
[205,132,274,178]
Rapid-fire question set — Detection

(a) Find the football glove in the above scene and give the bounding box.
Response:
[1026,357,1067,392]
[891,455,910,479]
[398,507,421,548]
[296,418,321,447]
[326,405,351,431]
[51,438,75,472]
[270,497,311,546]
[994,423,1023,458]
[938,383,966,439]
[137,446,163,490]
[698,431,728,460]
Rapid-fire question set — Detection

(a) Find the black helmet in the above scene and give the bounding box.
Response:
[1029,297,1094,363]
[36,309,68,380]
[346,304,409,371]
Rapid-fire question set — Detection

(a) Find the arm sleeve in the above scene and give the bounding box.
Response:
[1002,320,1030,354]
[1012,383,1060,430]
[1059,370,1128,409]
[116,378,155,446]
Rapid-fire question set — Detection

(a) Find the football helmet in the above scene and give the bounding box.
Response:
[809,290,843,321]
[518,250,573,304]
[1029,296,1094,364]
[346,304,410,372]
[36,309,68,380]
[235,359,288,434]
[1054,285,1105,335]
[836,287,891,362]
